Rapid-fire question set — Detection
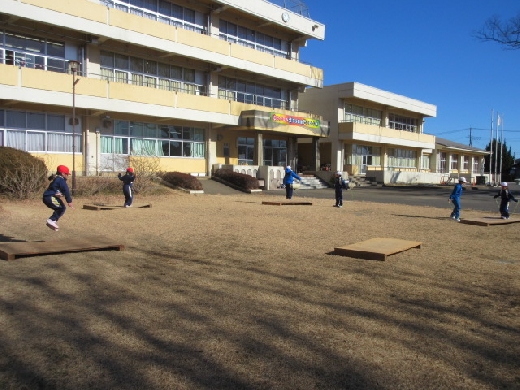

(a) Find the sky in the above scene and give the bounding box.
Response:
[297,0,520,158]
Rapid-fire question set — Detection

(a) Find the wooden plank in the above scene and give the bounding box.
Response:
[333,238,421,261]
[460,216,520,226]
[0,237,124,261]
[83,203,152,210]
[262,201,312,206]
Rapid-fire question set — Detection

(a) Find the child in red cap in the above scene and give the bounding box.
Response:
[118,167,135,207]
[42,165,74,231]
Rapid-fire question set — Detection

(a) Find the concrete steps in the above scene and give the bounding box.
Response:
[298,174,329,190]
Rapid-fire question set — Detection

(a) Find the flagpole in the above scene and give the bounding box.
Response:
[499,115,504,183]
[494,113,499,186]
[490,109,494,185]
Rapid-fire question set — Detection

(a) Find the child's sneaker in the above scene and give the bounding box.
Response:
[46,219,59,231]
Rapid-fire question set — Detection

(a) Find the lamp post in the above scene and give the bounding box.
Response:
[68,60,80,195]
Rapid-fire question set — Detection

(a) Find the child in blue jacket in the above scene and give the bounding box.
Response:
[282,166,302,200]
[118,167,135,207]
[448,177,466,222]
[494,182,518,219]
[42,165,74,231]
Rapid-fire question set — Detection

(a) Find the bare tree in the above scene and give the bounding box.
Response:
[475,13,520,49]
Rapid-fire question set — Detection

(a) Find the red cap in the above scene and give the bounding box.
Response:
[126,167,134,173]
[57,165,70,175]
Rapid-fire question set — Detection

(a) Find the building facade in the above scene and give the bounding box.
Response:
[0,0,329,183]
[298,82,488,185]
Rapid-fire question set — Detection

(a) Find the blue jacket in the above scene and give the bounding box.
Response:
[43,175,72,203]
[449,183,464,200]
[283,168,301,185]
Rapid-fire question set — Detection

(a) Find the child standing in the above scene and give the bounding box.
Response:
[282,166,302,200]
[494,182,518,219]
[118,167,135,207]
[448,177,467,222]
[333,171,349,208]
[42,165,73,231]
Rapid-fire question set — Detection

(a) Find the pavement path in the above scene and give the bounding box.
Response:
[200,178,520,215]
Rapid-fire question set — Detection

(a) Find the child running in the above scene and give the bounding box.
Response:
[118,167,135,207]
[42,165,73,231]
[493,182,518,219]
[448,177,466,222]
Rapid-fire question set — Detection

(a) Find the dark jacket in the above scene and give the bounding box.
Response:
[43,175,72,203]
[118,172,135,186]
[334,176,348,190]
[494,189,517,203]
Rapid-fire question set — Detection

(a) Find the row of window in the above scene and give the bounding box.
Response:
[0,30,68,73]
[101,121,205,158]
[389,114,418,133]
[344,104,382,126]
[219,20,287,58]
[100,0,204,33]
[100,51,204,95]
[218,76,287,110]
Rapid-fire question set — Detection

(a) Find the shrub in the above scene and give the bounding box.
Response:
[161,171,203,190]
[214,169,259,190]
[0,147,48,199]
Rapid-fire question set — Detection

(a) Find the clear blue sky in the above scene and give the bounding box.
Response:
[299,0,520,158]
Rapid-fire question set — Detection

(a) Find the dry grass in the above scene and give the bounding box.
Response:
[0,190,519,390]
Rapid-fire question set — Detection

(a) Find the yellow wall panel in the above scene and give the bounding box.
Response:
[0,65,18,86]
[159,158,206,173]
[177,29,230,55]
[22,0,106,23]
[21,68,70,93]
[230,45,273,67]
[108,10,173,40]
[177,94,229,114]
[109,83,174,105]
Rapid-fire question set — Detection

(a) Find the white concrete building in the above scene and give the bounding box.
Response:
[298,82,488,185]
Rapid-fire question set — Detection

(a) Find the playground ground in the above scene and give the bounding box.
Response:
[0,190,518,390]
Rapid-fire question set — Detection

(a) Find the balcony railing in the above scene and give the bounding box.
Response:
[0,48,69,73]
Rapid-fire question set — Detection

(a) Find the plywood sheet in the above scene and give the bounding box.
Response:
[0,237,125,261]
[83,203,152,210]
[460,216,520,226]
[262,201,312,206]
[333,238,421,261]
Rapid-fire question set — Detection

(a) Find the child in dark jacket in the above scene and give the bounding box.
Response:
[42,165,73,231]
[118,167,135,207]
[333,171,349,208]
[494,182,518,219]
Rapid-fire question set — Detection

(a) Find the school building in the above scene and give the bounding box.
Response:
[298,82,489,185]
[0,0,328,188]
[0,1,488,187]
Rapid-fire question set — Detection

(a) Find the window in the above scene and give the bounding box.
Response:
[218,76,286,109]
[263,139,287,166]
[237,137,254,165]
[473,157,480,174]
[219,19,287,58]
[462,156,469,170]
[389,113,417,132]
[102,0,205,33]
[100,50,205,95]
[0,109,80,153]
[387,148,416,168]
[421,155,430,170]
[438,152,447,173]
[1,30,68,73]
[102,120,204,159]
[344,104,382,126]
[450,154,459,170]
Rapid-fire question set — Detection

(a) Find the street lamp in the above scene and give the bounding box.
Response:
[68,60,80,195]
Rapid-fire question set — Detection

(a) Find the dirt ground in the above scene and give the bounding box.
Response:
[0,189,519,390]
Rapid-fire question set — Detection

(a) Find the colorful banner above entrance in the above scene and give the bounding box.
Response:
[270,113,320,129]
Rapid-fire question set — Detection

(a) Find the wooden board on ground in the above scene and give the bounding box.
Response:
[0,237,125,261]
[83,203,152,210]
[460,216,520,226]
[262,201,312,206]
[333,238,421,261]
